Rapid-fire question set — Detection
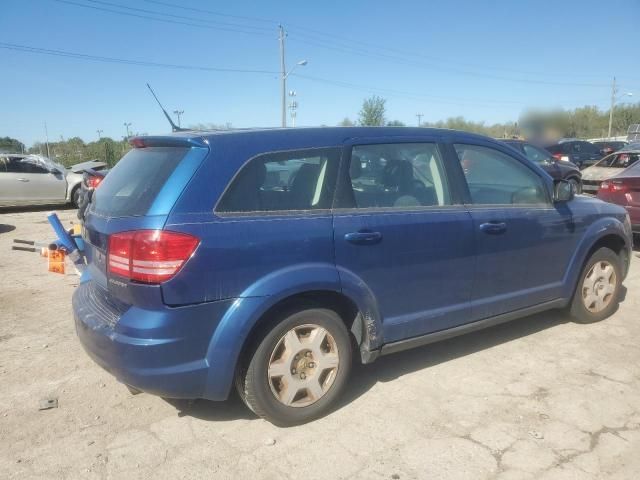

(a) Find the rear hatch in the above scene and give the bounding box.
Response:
[82,137,208,308]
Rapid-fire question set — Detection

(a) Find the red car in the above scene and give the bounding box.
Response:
[597,161,640,236]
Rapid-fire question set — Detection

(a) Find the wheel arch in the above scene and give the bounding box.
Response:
[201,264,382,400]
[563,219,631,299]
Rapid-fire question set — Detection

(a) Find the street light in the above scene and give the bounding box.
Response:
[123,122,132,139]
[173,110,184,127]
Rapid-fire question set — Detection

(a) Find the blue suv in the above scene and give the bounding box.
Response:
[74,127,632,425]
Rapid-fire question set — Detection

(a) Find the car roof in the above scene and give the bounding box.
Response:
[151,126,499,145]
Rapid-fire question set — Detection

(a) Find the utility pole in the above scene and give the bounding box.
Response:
[173,110,184,127]
[416,113,423,127]
[279,25,287,128]
[43,122,51,158]
[96,129,103,140]
[608,77,617,139]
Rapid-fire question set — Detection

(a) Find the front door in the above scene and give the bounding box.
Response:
[333,139,475,344]
[452,142,581,320]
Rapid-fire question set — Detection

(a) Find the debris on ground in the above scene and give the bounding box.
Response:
[38,397,58,410]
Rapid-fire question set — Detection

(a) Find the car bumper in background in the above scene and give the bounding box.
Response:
[72,280,236,400]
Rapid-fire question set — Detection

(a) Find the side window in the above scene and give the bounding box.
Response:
[455,144,548,205]
[4,157,49,174]
[216,148,340,213]
[522,144,552,164]
[345,143,450,209]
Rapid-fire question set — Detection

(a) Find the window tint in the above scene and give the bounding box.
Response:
[523,144,552,164]
[455,144,548,205]
[92,147,189,217]
[344,143,450,209]
[217,148,340,213]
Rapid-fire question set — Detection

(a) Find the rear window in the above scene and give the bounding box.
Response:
[91,147,188,217]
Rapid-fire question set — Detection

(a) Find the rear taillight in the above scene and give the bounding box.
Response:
[551,153,570,161]
[108,230,199,284]
[599,180,628,193]
[87,176,103,189]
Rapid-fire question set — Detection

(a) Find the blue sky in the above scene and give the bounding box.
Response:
[2,0,639,146]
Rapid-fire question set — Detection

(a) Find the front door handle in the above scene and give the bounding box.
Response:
[344,231,383,245]
[17,178,29,182]
[479,222,507,235]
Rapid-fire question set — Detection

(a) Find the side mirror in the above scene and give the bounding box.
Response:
[553,179,574,203]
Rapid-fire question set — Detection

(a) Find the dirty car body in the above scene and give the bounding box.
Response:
[72,127,632,423]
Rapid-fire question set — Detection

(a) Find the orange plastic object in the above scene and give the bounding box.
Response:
[48,249,66,274]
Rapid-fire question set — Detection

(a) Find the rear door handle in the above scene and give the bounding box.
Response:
[17,178,29,182]
[344,231,383,245]
[479,222,507,235]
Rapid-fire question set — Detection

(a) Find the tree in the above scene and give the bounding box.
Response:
[358,95,386,126]
[338,117,355,127]
[386,120,406,127]
[0,137,25,153]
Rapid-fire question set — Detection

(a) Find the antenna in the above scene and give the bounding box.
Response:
[146,83,188,132]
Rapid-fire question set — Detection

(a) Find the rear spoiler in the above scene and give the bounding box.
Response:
[129,136,209,149]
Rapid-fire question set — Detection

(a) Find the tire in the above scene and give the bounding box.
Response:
[71,186,82,208]
[570,247,622,323]
[236,307,352,426]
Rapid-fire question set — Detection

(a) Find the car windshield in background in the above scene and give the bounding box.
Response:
[598,152,640,168]
[91,146,188,217]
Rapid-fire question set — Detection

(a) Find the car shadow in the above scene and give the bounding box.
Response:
[168,309,571,424]
[0,224,16,234]
[0,204,75,214]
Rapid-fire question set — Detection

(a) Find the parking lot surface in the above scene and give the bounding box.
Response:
[1,209,639,479]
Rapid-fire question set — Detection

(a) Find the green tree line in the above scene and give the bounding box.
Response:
[4,99,639,166]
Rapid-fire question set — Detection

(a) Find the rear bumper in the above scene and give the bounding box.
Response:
[73,280,236,400]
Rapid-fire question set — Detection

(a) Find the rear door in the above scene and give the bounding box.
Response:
[332,138,475,343]
[451,141,581,319]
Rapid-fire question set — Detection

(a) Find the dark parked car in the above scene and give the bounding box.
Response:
[74,127,632,425]
[591,141,627,157]
[545,140,603,169]
[76,168,108,221]
[597,160,640,236]
[502,139,582,193]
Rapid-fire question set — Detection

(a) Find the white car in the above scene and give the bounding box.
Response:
[0,154,106,207]
[581,148,640,195]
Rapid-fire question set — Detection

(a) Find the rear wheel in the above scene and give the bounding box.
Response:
[570,247,622,323]
[237,307,352,426]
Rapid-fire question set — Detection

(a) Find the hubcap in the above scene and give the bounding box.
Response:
[268,324,340,407]
[582,260,616,313]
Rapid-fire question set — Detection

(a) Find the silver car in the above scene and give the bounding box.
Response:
[0,154,106,207]
[581,148,640,195]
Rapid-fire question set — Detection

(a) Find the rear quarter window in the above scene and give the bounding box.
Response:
[91,146,189,217]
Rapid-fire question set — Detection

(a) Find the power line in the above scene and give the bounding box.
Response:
[128,0,613,82]
[52,0,613,86]
[51,0,273,37]
[0,42,278,74]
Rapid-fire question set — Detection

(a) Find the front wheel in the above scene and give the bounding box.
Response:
[237,307,352,426]
[570,247,622,323]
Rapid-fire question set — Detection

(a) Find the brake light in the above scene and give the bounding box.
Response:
[87,176,103,189]
[599,180,628,193]
[552,153,569,161]
[108,230,199,283]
